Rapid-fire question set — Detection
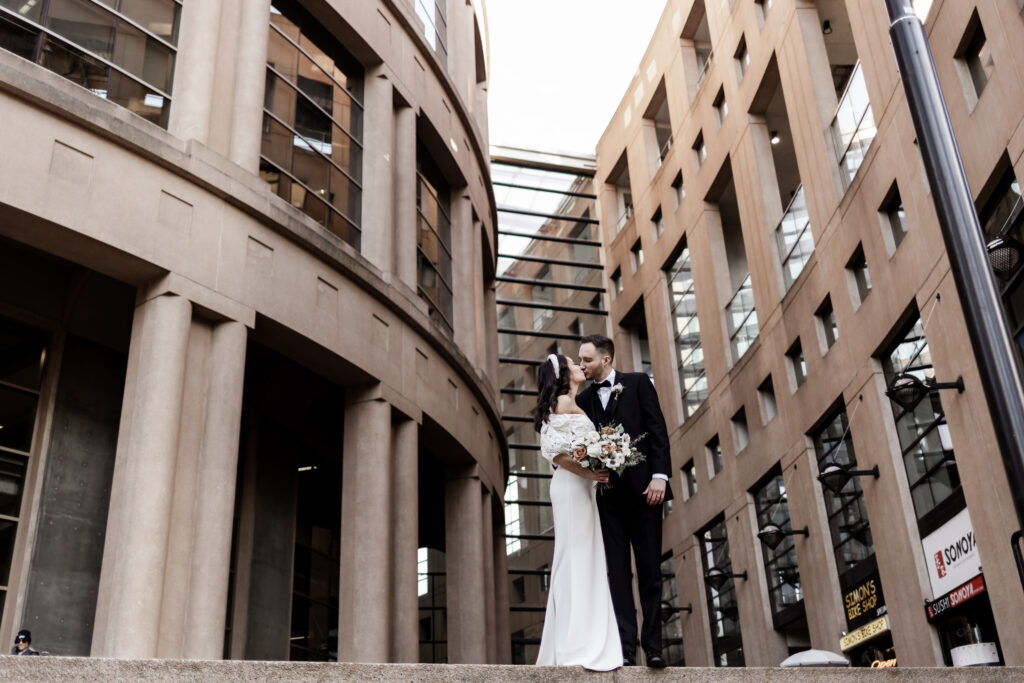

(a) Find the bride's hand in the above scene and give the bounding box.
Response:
[588,468,610,483]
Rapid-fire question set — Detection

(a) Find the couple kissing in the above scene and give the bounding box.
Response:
[533,334,673,670]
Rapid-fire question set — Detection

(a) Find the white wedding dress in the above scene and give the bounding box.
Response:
[535,413,623,670]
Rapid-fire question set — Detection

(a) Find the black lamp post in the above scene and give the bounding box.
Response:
[757,523,809,550]
[817,463,879,495]
[885,0,1024,592]
[704,566,747,590]
[885,372,964,410]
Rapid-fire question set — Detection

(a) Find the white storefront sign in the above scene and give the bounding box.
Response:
[921,507,980,598]
[950,642,999,667]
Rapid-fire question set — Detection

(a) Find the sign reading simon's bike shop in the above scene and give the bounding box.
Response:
[842,565,887,631]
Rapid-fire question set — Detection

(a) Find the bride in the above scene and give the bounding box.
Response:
[533,353,623,670]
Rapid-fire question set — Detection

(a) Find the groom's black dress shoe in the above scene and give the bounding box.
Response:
[645,653,667,668]
[622,657,635,667]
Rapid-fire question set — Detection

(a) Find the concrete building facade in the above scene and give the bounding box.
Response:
[0,0,508,664]
[595,0,1024,668]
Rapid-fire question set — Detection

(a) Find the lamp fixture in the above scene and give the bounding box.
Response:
[757,523,809,549]
[986,235,1024,279]
[770,130,781,145]
[817,463,879,494]
[885,372,964,410]
[822,20,833,35]
[661,600,693,623]
[704,566,748,590]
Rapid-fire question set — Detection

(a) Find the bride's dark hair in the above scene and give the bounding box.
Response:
[533,354,570,432]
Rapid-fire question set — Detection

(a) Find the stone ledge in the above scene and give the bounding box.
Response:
[0,658,1018,682]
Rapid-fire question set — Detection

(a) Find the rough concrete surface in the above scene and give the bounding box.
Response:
[0,658,1019,682]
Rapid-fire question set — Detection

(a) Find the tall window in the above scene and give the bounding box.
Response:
[667,245,707,418]
[0,0,181,126]
[291,452,341,661]
[415,0,447,66]
[979,164,1024,358]
[831,63,875,191]
[417,145,454,335]
[699,516,745,666]
[882,315,961,533]
[727,274,758,360]
[813,407,874,577]
[776,186,814,290]
[752,469,804,626]
[0,319,48,623]
[263,2,364,249]
[661,555,685,666]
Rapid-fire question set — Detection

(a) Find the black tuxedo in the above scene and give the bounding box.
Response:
[577,371,673,661]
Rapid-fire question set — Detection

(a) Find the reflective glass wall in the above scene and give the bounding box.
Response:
[0,0,181,127]
[491,148,606,663]
[262,1,363,249]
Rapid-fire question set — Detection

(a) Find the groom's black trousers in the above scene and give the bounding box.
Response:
[597,490,663,659]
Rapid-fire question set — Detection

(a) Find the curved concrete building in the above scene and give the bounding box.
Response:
[0,0,507,663]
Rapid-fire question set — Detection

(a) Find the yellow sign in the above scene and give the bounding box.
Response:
[840,615,890,651]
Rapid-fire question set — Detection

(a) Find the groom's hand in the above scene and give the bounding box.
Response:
[643,478,666,505]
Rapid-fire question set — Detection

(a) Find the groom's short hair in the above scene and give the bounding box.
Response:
[580,334,615,360]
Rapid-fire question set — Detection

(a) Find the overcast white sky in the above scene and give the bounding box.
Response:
[485,0,667,157]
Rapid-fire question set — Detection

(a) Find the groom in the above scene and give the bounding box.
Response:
[576,334,672,668]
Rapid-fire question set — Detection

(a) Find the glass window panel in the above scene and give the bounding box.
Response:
[1,0,44,22]
[327,209,356,248]
[119,0,180,45]
[38,33,109,94]
[0,386,38,453]
[0,455,26,517]
[110,16,173,92]
[46,0,116,62]
[107,68,167,126]
[0,8,40,58]
[0,323,46,391]
[0,518,16,585]
[259,157,291,203]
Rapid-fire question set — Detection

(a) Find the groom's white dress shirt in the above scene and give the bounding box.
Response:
[598,369,668,483]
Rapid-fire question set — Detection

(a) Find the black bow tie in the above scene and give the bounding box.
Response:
[595,380,612,388]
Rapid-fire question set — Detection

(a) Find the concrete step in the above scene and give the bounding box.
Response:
[0,658,1020,682]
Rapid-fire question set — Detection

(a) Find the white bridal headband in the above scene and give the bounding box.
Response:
[547,353,560,379]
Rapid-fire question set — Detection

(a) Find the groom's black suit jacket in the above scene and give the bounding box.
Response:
[576,372,673,502]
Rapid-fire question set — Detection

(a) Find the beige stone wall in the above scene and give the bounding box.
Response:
[0,0,504,663]
[596,0,1024,667]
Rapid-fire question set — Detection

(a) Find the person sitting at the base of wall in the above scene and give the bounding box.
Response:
[10,629,40,655]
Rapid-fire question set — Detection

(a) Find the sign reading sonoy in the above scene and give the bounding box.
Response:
[925,574,986,621]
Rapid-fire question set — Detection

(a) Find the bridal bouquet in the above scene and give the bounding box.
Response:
[567,424,646,491]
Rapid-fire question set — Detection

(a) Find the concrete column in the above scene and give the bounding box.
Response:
[451,193,475,358]
[167,1,222,143]
[390,417,419,662]
[340,391,393,661]
[228,0,273,172]
[182,320,248,658]
[92,293,192,658]
[157,322,212,658]
[362,69,396,273]
[481,489,496,663]
[492,500,512,664]
[444,470,487,663]
[394,105,419,290]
